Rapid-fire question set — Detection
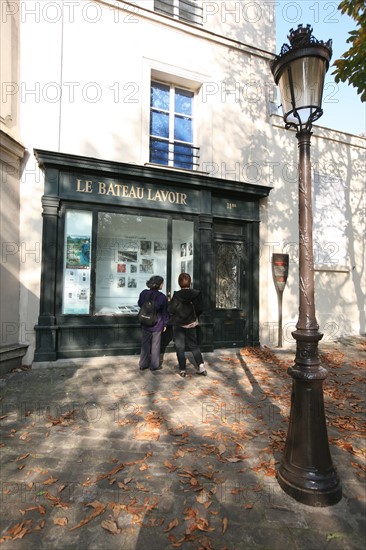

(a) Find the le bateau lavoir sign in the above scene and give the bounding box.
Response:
[59,174,199,212]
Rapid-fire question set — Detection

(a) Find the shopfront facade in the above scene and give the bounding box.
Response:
[34,150,271,361]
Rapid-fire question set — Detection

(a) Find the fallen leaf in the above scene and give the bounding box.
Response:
[135,482,149,492]
[190,477,199,486]
[164,459,177,471]
[53,517,68,526]
[32,520,46,531]
[42,477,58,485]
[2,519,33,540]
[43,491,70,508]
[164,518,179,532]
[217,443,226,455]
[196,490,209,504]
[101,519,121,534]
[222,516,229,534]
[69,501,106,531]
[46,410,76,426]
[13,453,30,462]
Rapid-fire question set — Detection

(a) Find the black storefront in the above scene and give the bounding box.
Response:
[34,150,272,361]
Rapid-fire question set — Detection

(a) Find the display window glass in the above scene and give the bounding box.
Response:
[171,219,194,291]
[95,213,168,315]
[62,210,93,314]
[61,211,195,315]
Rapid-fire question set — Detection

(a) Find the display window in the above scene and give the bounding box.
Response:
[171,219,194,292]
[95,212,168,314]
[62,210,93,314]
[61,210,195,316]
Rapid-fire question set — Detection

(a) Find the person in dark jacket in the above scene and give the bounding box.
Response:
[138,275,169,371]
[168,273,207,378]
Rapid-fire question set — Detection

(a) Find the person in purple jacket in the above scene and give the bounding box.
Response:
[138,275,169,372]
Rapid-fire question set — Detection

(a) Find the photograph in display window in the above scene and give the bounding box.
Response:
[118,250,138,262]
[140,258,154,273]
[154,241,167,254]
[117,277,126,288]
[181,241,193,273]
[140,240,152,255]
[95,234,167,315]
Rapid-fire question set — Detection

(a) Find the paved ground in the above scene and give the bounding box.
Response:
[0,337,365,549]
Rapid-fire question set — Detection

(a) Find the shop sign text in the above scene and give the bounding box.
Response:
[76,179,187,205]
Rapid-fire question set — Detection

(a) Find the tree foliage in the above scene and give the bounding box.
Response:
[332,0,366,102]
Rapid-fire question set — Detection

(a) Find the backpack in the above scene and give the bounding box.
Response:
[168,295,196,326]
[138,292,157,326]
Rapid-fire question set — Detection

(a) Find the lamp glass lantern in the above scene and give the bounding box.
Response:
[271,24,332,131]
[270,24,342,507]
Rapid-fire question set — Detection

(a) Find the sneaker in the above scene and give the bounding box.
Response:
[179,370,186,378]
[197,364,207,376]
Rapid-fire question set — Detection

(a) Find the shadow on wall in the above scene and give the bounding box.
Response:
[0,266,35,373]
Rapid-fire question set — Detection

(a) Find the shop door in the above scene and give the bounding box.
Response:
[213,239,247,348]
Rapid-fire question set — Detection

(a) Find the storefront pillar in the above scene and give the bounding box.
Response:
[246,221,260,346]
[34,195,60,361]
[199,213,214,351]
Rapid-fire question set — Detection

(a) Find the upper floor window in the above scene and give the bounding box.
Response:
[154,0,203,25]
[150,81,199,170]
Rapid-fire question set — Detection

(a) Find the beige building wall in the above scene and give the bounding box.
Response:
[260,117,365,346]
[0,0,28,370]
[14,0,366,362]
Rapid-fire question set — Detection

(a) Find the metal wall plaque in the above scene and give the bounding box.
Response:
[272,253,289,347]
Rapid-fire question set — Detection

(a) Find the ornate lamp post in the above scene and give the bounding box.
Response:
[270,24,342,506]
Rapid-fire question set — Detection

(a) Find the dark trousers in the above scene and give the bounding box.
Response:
[139,329,162,370]
[173,325,203,371]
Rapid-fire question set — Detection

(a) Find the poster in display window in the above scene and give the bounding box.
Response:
[63,235,91,313]
[66,236,91,268]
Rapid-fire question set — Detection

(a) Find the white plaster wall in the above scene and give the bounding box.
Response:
[17,0,365,361]
[0,0,26,355]
[260,118,366,348]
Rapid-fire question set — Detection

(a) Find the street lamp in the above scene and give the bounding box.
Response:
[270,24,342,507]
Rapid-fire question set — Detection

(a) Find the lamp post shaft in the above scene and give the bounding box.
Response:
[297,130,317,331]
[277,129,342,506]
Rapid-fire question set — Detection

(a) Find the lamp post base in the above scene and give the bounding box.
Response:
[277,330,342,507]
[277,466,342,507]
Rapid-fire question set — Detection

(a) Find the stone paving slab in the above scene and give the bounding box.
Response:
[0,338,365,549]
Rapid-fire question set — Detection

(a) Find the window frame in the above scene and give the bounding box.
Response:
[150,80,199,170]
[58,203,198,318]
[154,0,203,25]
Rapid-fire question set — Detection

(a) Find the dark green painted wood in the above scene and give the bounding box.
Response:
[34,150,271,360]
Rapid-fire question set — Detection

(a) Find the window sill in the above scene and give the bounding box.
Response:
[314,265,350,273]
[144,162,209,175]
